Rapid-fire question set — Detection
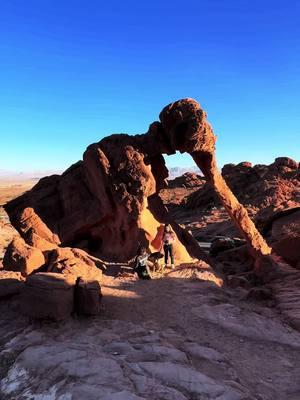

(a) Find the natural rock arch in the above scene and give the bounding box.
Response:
[5,98,271,268]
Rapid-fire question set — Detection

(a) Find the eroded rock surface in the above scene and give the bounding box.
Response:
[186,158,300,225]
[4,98,271,270]
[3,236,45,276]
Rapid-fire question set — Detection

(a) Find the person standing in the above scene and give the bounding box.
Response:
[162,224,175,269]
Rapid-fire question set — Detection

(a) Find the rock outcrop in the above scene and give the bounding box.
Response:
[4,98,271,272]
[168,172,204,189]
[186,158,300,225]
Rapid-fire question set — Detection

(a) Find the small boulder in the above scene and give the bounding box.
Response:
[47,247,104,283]
[273,235,300,268]
[0,271,25,298]
[3,237,45,276]
[20,272,75,321]
[210,237,235,257]
[74,278,102,316]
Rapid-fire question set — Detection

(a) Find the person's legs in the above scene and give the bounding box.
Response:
[164,244,169,265]
[169,244,175,268]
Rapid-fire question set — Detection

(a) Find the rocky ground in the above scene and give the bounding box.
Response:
[1,269,300,399]
[1,176,300,399]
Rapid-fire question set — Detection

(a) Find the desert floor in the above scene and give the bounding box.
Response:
[0,181,299,399]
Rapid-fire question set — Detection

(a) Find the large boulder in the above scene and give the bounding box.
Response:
[273,236,300,268]
[0,271,24,298]
[20,273,75,320]
[3,237,45,276]
[269,209,300,242]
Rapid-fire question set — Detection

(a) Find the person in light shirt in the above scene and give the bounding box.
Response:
[162,224,176,270]
[133,247,152,279]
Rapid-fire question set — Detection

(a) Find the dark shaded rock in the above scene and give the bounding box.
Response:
[210,238,236,257]
[74,278,102,316]
[226,275,252,289]
[273,157,298,169]
[168,172,205,189]
[246,287,273,301]
[20,273,75,321]
[0,271,24,298]
[273,235,300,268]
[186,158,300,224]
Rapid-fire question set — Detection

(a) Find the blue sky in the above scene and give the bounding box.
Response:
[0,0,300,173]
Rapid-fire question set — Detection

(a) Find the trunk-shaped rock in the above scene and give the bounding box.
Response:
[192,151,272,260]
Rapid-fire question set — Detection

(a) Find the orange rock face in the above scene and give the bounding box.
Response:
[3,237,45,276]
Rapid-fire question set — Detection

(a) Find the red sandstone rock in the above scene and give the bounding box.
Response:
[168,172,205,189]
[186,158,300,226]
[4,98,271,271]
[20,272,75,320]
[47,247,104,283]
[3,237,45,276]
[273,157,299,169]
[18,207,60,245]
[268,209,300,242]
[26,230,58,251]
[273,236,300,268]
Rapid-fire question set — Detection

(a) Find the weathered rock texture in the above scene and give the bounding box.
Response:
[4,98,271,268]
[186,158,300,225]
[3,237,45,276]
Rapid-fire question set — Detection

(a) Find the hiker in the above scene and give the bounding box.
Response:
[133,247,152,279]
[162,224,175,269]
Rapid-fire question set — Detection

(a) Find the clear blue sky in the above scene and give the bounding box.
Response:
[1,0,300,173]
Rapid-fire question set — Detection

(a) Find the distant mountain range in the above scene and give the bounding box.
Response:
[168,166,200,179]
[0,169,63,181]
[0,166,199,182]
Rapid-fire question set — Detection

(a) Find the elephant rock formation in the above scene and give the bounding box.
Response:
[4,98,271,271]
